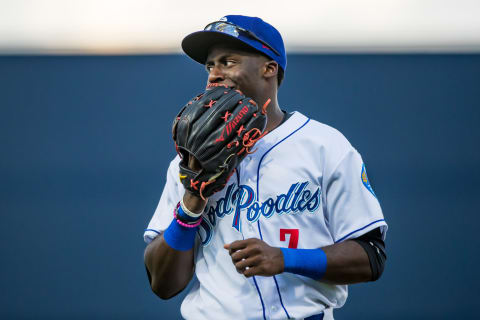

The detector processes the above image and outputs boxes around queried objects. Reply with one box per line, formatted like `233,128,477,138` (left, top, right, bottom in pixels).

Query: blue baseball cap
182,15,287,72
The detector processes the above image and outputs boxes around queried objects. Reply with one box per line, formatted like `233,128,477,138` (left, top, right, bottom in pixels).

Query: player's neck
264,97,285,133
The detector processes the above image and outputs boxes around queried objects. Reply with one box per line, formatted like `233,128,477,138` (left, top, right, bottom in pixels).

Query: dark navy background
1,54,479,319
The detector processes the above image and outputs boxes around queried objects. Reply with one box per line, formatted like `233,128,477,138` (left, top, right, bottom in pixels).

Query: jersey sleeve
143,156,183,244
323,148,387,243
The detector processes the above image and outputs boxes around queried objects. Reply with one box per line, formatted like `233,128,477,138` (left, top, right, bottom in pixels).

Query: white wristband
180,198,204,218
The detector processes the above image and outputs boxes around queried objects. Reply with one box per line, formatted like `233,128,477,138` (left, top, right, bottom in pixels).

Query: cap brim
181,30,257,65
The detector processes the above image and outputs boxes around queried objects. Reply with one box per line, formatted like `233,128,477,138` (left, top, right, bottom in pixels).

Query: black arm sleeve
352,227,387,281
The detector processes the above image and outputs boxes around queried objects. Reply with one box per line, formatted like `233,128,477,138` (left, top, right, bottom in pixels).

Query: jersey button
271,305,277,312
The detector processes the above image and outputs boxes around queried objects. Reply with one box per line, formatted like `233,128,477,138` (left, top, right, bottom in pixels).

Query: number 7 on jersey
280,228,299,248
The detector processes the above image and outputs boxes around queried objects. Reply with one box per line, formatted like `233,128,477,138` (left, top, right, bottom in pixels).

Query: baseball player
144,15,387,320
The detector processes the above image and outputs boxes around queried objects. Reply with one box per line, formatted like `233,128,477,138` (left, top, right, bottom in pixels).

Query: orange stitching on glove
204,100,217,108
227,140,240,149
222,111,231,122
237,125,245,137
261,98,271,115
193,93,204,101
237,128,269,155
207,83,229,89
199,179,215,201
190,179,199,190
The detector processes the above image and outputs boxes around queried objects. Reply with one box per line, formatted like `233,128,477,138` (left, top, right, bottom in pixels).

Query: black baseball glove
172,83,269,200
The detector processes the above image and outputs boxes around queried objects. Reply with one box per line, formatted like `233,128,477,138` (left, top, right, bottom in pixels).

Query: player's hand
224,238,284,278
187,154,202,172
182,155,208,212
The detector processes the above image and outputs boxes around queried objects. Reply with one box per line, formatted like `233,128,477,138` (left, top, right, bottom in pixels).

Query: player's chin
234,86,251,97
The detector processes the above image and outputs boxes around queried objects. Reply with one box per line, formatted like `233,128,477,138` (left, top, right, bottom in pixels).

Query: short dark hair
277,67,284,87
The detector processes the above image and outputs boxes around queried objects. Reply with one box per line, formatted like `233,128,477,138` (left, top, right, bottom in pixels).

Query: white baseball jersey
144,111,387,320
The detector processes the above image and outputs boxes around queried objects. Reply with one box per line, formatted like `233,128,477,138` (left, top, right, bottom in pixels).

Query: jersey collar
252,111,309,152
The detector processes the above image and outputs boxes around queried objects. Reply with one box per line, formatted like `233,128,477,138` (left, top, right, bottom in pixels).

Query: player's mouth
207,82,236,90
221,81,236,90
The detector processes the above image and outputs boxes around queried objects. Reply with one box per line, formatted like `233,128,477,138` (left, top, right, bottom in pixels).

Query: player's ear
262,60,278,80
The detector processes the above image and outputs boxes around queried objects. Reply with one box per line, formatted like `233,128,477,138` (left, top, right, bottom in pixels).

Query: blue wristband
163,218,198,251
281,248,328,280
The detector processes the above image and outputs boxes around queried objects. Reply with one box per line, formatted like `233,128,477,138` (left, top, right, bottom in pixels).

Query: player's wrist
163,218,198,251
183,191,207,213
176,200,202,224
163,203,203,251
281,248,327,280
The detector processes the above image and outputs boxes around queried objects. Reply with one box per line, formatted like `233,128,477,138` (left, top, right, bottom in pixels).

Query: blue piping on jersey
273,275,291,318
334,219,385,243
144,228,161,235
252,276,267,320
255,221,290,319
255,117,311,319
237,168,267,320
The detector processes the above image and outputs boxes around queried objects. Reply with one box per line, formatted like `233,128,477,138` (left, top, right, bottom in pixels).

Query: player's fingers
230,248,251,262
243,265,263,278
227,240,248,254
235,256,261,272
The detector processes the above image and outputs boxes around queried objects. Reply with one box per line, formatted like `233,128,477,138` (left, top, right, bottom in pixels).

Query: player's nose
207,65,225,84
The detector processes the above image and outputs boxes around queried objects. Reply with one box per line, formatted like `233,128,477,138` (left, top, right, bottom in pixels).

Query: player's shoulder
169,154,181,167
306,116,350,144
289,111,353,151
166,154,182,177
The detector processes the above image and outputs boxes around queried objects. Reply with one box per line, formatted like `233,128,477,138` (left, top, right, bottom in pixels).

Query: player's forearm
144,193,206,299
321,240,372,284
144,234,195,299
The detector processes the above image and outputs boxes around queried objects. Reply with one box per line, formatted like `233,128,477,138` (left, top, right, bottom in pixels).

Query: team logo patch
361,163,376,198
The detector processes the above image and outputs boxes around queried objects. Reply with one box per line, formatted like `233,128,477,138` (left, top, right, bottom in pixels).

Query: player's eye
205,64,213,73
225,60,236,67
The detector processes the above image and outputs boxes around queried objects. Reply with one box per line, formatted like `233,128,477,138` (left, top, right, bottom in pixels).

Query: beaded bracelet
174,203,203,228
